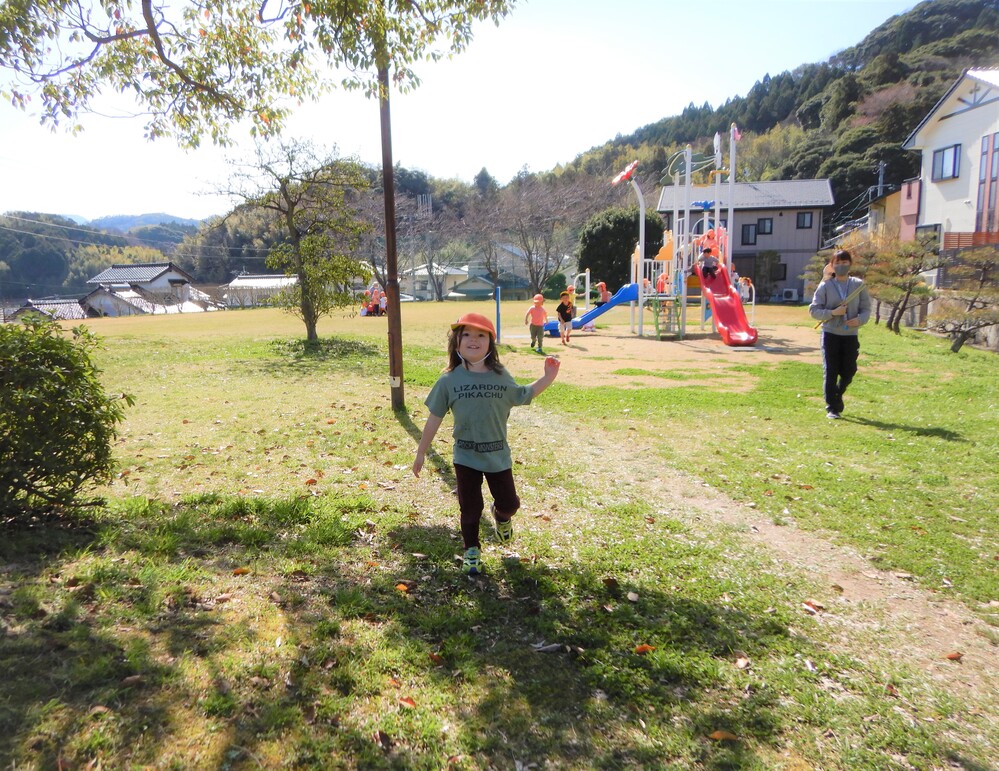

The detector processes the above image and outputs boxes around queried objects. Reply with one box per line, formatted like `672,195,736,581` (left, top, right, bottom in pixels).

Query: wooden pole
378,64,405,410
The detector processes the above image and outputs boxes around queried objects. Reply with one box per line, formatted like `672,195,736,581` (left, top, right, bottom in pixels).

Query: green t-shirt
425,365,535,473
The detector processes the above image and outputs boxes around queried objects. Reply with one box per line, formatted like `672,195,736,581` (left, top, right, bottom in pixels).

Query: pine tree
929,246,999,352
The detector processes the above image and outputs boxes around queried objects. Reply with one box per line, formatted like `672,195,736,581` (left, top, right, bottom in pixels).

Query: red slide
694,264,758,346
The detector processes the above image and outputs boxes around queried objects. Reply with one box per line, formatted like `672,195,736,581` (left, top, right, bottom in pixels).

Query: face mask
834,264,850,277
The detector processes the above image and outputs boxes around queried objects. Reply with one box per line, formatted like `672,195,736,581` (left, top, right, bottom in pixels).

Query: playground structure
544,128,758,346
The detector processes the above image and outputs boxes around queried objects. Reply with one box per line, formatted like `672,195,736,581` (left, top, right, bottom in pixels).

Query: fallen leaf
633,644,656,655
373,729,393,750
399,696,416,708
305,478,318,486
388,678,401,687
708,730,738,741
734,652,751,670
232,567,251,576
802,599,824,614
429,652,444,665
395,583,410,593
627,591,640,602
120,675,144,687
645,516,655,524
602,577,619,590
532,642,562,653
945,651,963,661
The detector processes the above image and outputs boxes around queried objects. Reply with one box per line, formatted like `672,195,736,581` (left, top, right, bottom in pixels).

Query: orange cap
451,312,496,339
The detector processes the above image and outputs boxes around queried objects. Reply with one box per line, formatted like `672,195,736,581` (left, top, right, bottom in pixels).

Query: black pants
454,464,520,548
821,332,859,413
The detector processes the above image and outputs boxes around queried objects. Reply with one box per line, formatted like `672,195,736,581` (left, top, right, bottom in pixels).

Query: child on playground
556,290,574,345
524,293,548,353
697,247,720,279
594,281,612,307
412,313,561,575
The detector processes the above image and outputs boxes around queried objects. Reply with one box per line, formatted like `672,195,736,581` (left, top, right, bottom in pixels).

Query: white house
901,67,999,250
223,274,298,308
84,262,222,316
400,263,467,301
898,67,999,349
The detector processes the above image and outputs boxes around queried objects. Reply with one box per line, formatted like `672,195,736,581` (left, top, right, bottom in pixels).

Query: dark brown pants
453,464,520,548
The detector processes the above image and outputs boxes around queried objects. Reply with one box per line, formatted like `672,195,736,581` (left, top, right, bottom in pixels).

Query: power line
0,214,276,256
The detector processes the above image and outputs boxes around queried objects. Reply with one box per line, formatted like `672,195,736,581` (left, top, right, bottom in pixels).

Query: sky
0,0,919,222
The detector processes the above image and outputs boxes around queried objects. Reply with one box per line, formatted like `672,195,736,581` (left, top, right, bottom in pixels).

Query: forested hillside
564,0,999,224
0,213,195,298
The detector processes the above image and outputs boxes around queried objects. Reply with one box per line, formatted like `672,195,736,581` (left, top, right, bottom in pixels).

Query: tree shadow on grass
0,514,173,766
373,521,789,767
3,495,987,769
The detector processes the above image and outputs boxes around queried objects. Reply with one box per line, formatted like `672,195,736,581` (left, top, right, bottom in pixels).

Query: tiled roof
87,262,193,285
13,299,89,321
227,274,298,288
657,179,834,211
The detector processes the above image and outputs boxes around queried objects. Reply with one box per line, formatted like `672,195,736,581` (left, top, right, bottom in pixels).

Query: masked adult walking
808,249,871,419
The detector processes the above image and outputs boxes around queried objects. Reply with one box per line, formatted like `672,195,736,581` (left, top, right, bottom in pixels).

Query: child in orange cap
413,312,561,575
524,293,549,353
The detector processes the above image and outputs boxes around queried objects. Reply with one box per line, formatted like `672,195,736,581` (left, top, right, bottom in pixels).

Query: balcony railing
942,231,999,249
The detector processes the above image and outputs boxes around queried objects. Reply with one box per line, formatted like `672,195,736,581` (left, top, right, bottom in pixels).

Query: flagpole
728,124,738,267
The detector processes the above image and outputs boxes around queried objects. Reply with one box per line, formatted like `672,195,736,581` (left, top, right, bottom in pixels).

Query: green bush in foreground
0,315,133,518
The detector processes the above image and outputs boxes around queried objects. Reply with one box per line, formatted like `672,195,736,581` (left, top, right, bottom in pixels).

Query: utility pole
378,63,405,410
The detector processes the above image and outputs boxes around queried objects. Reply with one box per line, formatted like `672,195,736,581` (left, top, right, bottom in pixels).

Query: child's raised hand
544,355,561,378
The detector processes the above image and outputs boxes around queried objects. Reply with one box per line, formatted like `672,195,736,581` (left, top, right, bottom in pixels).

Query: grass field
1,302,996,769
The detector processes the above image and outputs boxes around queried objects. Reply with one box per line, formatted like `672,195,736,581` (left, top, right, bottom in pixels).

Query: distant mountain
89,213,202,231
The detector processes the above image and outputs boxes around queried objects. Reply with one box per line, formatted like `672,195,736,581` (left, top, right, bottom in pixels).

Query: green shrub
0,316,133,517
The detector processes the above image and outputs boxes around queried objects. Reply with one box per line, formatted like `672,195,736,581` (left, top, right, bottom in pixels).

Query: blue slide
544,283,639,336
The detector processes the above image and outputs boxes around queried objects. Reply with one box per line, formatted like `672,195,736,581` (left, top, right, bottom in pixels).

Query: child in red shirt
524,294,549,353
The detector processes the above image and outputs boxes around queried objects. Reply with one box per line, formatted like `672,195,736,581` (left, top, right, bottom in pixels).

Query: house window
931,144,960,181
772,263,787,281
796,212,813,229
757,218,773,235
741,223,757,245
915,224,940,248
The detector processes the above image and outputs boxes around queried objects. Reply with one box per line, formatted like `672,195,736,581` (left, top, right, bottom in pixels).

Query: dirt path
503,324,998,708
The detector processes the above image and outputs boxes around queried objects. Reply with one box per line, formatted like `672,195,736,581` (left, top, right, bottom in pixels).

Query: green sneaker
462,547,482,575
492,504,514,545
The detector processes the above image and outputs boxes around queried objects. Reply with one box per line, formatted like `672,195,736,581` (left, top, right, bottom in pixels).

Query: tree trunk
885,304,898,332
890,289,914,334
950,330,971,353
